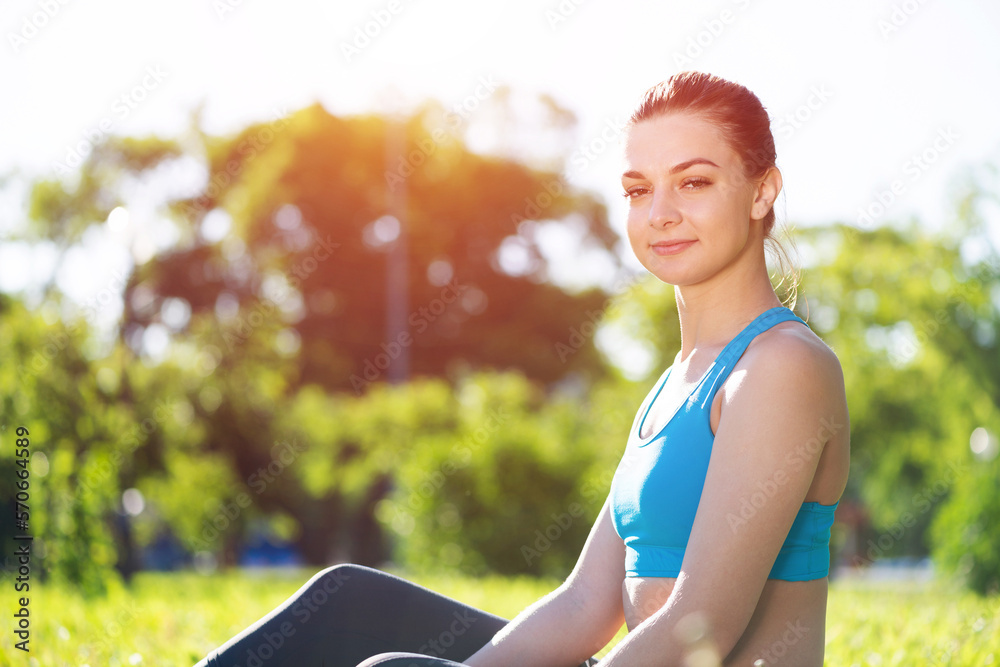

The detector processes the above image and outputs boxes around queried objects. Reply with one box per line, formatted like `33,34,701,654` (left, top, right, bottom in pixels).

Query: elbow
674,610,749,664
662,576,755,660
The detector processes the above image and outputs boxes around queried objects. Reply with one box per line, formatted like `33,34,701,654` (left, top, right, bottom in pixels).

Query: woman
196,71,849,667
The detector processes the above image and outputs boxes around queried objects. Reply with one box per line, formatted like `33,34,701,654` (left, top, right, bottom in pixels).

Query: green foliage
599,273,680,382
7,98,630,581
271,369,646,578
931,450,1000,596
282,378,457,503
0,297,120,595
796,223,1000,583
300,374,612,574
137,450,242,553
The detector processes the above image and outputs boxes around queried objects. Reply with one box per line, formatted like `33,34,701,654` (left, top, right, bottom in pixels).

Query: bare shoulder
718,318,848,450
737,319,845,400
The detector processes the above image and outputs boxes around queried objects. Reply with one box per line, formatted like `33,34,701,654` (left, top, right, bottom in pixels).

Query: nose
647,189,681,228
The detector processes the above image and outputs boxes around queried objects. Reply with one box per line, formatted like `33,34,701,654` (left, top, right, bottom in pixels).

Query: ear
750,167,782,222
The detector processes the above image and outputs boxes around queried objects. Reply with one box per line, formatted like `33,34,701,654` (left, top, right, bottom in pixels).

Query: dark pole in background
385,119,409,384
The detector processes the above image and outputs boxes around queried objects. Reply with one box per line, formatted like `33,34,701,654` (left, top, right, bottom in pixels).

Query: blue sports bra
610,307,838,581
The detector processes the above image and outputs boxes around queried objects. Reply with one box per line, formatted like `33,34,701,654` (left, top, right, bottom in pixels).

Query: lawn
1,568,997,666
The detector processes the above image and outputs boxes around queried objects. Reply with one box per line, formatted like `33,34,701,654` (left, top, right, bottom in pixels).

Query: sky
1,0,999,342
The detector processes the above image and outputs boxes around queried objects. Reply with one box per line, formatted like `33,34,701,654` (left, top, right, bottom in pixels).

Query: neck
673,241,783,361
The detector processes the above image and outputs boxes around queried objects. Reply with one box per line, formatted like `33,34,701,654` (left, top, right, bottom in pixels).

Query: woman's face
622,112,769,288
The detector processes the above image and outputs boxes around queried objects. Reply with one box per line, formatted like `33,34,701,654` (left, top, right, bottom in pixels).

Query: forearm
465,584,616,667
598,579,745,666
597,615,684,667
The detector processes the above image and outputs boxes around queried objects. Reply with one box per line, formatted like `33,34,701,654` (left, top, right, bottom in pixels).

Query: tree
109,102,621,392
12,94,626,576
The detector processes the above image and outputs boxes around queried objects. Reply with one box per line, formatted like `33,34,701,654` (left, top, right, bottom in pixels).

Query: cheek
625,213,648,251
688,191,730,218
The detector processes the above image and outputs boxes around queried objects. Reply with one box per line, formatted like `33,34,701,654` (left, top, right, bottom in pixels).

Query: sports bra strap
697,307,807,410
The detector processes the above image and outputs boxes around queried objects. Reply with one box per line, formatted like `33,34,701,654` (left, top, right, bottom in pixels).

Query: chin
639,258,693,286
644,268,686,286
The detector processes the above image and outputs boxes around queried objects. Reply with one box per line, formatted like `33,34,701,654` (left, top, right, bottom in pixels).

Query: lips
651,240,696,256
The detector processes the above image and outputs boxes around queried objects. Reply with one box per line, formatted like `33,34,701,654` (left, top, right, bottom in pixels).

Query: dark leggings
194,564,598,667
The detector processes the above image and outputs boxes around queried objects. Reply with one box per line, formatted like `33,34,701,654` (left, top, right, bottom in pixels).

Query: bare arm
465,498,627,667
598,334,847,665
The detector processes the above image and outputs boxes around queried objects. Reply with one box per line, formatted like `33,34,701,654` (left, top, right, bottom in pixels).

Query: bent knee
287,564,372,619
309,562,373,593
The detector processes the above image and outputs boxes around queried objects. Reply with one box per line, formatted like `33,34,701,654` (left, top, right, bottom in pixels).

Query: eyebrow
622,158,720,180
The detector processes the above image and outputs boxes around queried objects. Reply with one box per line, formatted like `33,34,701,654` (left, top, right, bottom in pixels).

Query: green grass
1,569,997,666
824,578,1000,666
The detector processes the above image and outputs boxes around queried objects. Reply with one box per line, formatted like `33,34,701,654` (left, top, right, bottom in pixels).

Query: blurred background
1,0,1000,656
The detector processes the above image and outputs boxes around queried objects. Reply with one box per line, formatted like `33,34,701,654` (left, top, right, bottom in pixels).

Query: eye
622,186,650,200
681,177,711,190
